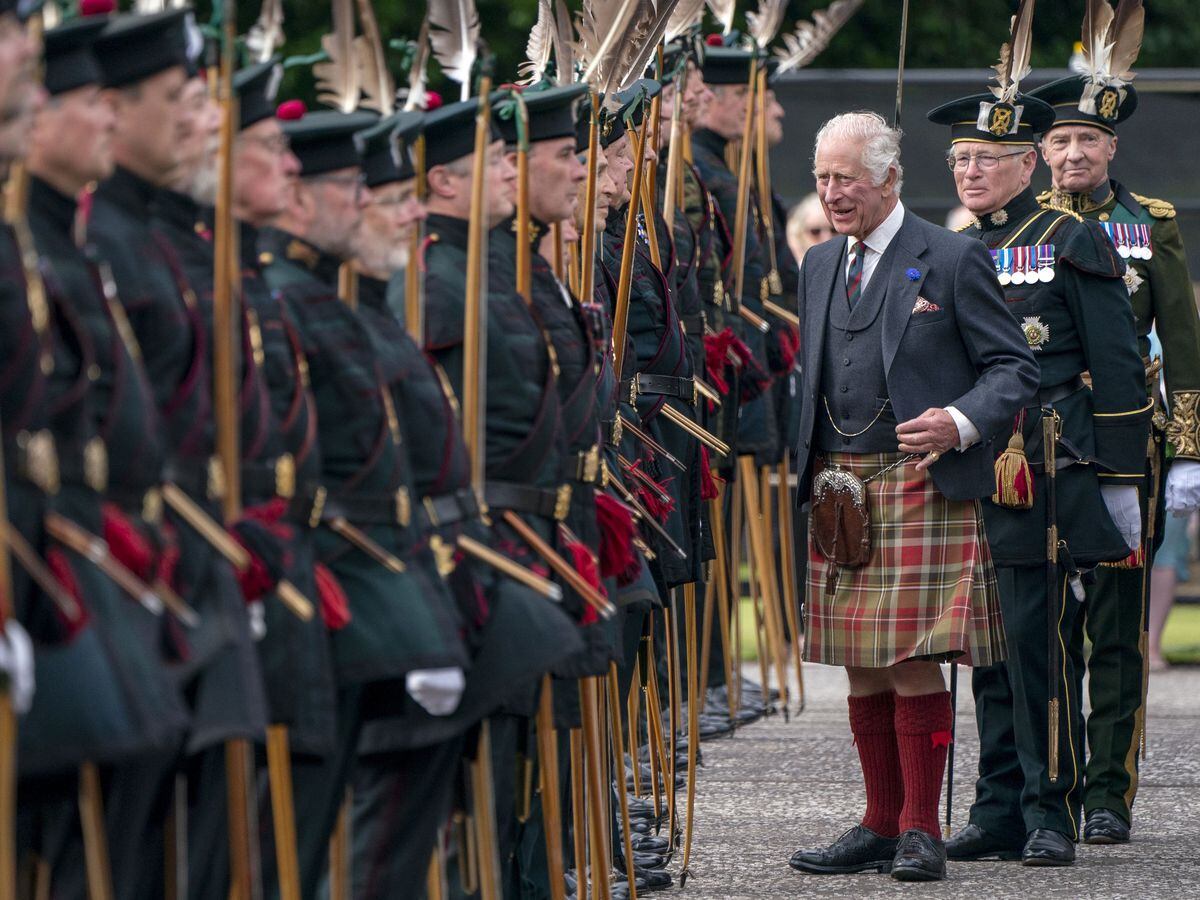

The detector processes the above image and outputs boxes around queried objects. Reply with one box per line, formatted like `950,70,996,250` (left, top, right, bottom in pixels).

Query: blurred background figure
785,191,834,262
1149,512,1194,671
944,204,975,231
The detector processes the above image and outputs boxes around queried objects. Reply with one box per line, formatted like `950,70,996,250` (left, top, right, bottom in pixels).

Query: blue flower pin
905,267,921,282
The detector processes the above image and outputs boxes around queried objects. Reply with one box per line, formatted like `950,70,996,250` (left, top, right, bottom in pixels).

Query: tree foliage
190,1,1200,106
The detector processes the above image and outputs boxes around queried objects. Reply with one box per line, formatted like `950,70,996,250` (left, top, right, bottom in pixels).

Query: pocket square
912,297,942,315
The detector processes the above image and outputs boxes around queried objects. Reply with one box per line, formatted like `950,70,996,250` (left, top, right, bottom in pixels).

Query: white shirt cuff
945,406,980,451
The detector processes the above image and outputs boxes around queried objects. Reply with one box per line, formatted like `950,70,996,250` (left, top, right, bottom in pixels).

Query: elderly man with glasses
930,79,1151,868
787,110,1038,883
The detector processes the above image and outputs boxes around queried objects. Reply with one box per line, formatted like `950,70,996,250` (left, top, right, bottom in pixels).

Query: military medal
1036,244,1055,282
1132,224,1153,259
1010,246,1027,285
990,248,1012,286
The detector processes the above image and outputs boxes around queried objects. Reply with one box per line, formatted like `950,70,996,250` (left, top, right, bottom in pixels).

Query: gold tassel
993,429,1035,509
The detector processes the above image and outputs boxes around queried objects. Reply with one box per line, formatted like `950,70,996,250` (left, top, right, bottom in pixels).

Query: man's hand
897,407,961,472
1165,460,1200,517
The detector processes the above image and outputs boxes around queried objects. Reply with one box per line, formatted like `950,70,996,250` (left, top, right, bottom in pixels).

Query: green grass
1162,603,1200,665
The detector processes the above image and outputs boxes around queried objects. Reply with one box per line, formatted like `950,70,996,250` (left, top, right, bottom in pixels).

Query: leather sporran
810,463,871,568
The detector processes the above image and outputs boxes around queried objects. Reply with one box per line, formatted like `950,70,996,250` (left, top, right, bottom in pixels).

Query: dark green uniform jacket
258,227,467,694
88,165,267,752
973,188,1151,567
154,196,337,757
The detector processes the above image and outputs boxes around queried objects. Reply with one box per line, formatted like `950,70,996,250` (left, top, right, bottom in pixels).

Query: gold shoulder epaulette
1131,192,1176,219
1035,189,1052,204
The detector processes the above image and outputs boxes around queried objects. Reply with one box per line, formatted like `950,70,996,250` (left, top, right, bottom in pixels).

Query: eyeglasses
240,133,291,155
946,150,1026,172
310,172,366,194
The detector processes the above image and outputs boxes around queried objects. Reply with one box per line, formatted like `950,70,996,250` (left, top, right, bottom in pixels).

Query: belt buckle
17,429,59,495
142,487,163,525
308,485,327,528
84,437,108,493
692,379,699,406
395,486,412,527
429,534,457,578
423,495,441,527
274,453,296,499
581,445,600,484
611,417,623,446
553,484,573,521
629,374,640,405
206,457,226,501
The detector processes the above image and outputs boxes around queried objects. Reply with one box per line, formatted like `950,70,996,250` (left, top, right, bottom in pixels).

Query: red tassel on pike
563,539,604,626
46,546,90,641
595,492,639,585
700,446,723,501
314,562,351,631
102,502,155,581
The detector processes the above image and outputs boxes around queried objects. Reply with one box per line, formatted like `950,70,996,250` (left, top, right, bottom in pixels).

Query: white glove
1165,460,1200,517
0,619,35,715
1101,484,1142,553
247,600,267,642
405,667,465,717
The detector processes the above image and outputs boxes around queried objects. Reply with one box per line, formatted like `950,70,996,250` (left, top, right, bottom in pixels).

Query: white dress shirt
847,200,979,451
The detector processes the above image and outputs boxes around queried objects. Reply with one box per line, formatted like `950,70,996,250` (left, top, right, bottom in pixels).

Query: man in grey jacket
788,112,1038,882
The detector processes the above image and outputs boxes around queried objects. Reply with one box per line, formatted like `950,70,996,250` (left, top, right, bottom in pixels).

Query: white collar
852,200,905,256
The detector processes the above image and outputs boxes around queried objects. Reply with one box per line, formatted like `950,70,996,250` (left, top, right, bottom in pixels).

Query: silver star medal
1022,316,1050,351
1123,266,1145,296
989,209,1009,227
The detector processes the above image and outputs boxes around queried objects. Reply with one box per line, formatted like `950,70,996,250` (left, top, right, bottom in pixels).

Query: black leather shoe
788,825,897,875
1083,809,1130,845
945,823,1023,861
890,830,947,882
1021,828,1075,866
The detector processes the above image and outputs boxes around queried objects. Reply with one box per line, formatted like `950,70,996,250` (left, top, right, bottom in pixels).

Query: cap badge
1097,87,1120,122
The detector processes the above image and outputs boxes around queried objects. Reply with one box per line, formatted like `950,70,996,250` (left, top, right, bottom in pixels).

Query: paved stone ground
669,662,1200,898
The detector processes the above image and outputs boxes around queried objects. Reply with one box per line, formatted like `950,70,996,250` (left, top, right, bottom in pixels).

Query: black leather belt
320,486,413,527
419,488,481,528
621,374,696,405
681,311,706,336
566,445,602,485
484,481,572,522
1028,375,1086,408
240,454,296,503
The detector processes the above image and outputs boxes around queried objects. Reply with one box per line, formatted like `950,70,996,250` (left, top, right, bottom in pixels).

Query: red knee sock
894,691,954,838
848,691,902,838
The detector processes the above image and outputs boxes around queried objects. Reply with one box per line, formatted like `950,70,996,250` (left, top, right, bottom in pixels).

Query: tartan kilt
803,452,1006,669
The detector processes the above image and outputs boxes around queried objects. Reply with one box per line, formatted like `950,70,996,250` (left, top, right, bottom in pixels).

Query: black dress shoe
1083,808,1130,845
945,823,1023,861
788,825,897,875
891,830,947,882
1021,828,1075,866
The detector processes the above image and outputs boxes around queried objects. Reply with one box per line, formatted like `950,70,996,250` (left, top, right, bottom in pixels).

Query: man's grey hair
813,111,904,194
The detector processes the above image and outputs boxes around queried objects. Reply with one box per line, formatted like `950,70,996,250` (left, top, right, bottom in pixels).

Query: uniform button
843,358,850,366
840,385,848,393
846,333,854,341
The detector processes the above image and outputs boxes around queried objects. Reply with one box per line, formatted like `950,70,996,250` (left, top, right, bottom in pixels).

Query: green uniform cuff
1094,401,1153,480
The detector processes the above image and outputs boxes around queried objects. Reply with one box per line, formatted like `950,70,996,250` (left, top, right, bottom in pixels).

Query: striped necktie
847,240,864,306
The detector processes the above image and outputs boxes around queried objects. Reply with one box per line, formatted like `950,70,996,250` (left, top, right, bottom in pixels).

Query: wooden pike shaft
679,584,700,883
337,263,358,310
730,56,759,305
569,730,587,900
213,0,241,524
642,628,665,822
708,492,736,721
0,692,14,899
266,725,301,900
754,67,781,287
405,135,427,343
79,762,115,900
224,738,255,900
698,563,717,703
759,465,790,712
627,657,643,798
742,457,788,709
661,65,687,230
501,511,613,617
328,790,351,900
456,534,562,601
425,846,445,900
777,460,805,709
551,222,565,282
762,299,800,326
463,79,494,493
606,665,638,900
579,93,600,306
658,403,731,456
470,722,503,900
578,679,611,900
536,677,567,900
728,476,745,714
638,171,663,271
663,603,680,839
516,140,532,302
612,117,651,380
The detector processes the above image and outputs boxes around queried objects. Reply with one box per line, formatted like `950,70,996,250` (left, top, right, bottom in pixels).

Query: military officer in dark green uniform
1027,68,1200,846
22,17,195,895
929,86,1151,866
89,10,270,897
259,105,469,897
